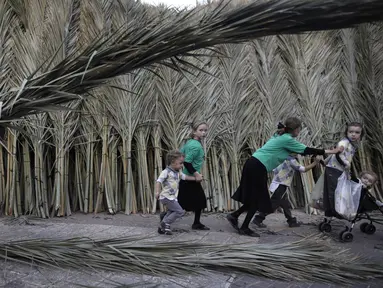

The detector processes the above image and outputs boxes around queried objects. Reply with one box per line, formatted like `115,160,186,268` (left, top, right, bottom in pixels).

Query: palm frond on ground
0,235,382,285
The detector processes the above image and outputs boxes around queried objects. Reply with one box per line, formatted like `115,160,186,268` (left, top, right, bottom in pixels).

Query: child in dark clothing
253,155,321,228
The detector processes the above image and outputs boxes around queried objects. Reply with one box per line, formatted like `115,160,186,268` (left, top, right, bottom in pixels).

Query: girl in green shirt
227,117,342,237
178,121,210,230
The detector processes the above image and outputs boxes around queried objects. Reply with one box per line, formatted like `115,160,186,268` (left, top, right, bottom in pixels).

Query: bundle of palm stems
2,0,383,123
1,0,383,218
0,236,382,285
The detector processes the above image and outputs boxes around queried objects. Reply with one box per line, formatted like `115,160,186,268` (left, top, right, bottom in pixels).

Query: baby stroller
311,171,383,242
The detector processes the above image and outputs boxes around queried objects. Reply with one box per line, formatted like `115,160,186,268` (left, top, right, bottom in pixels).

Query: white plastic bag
310,174,325,210
334,172,363,220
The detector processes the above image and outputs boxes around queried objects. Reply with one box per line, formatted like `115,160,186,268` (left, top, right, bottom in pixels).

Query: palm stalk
32,129,49,218
4,129,18,216
0,236,382,285
219,148,231,211
80,111,97,214
75,145,85,212
94,114,115,214
50,103,80,217
110,134,120,212
21,138,33,213
151,124,164,214
23,114,51,218
135,126,152,214
101,71,153,214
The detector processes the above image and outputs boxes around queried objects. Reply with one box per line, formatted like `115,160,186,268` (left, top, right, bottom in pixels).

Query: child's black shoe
287,217,301,228
252,217,267,228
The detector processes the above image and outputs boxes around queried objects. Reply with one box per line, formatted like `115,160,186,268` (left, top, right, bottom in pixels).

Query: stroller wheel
319,222,332,233
341,231,353,242
360,222,369,233
364,224,376,235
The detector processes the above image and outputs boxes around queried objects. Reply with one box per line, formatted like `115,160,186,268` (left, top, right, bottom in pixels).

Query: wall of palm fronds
0,0,382,217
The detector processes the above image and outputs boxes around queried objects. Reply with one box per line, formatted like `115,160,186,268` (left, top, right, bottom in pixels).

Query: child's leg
231,204,248,218
323,167,342,217
276,186,292,221
227,204,248,231
239,208,260,237
253,185,285,227
278,187,301,227
271,185,287,211
162,199,185,225
376,200,383,212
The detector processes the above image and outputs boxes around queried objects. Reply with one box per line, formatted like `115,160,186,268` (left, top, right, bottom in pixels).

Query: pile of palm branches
0,236,382,285
0,0,383,217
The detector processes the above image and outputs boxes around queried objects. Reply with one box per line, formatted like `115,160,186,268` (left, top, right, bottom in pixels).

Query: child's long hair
345,122,364,139
189,121,208,139
276,117,302,135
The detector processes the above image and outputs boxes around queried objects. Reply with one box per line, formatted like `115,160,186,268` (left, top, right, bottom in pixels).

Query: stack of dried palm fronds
1,0,383,217
0,236,382,285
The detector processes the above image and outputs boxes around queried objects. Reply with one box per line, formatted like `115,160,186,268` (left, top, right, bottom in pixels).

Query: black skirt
231,157,273,214
178,180,207,211
323,166,343,218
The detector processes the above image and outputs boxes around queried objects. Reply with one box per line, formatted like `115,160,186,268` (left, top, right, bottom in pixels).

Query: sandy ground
0,209,382,288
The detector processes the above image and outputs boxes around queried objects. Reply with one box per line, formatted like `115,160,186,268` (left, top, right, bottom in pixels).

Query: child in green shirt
227,117,342,237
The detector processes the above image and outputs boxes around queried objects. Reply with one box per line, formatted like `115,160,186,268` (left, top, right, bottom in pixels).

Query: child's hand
195,173,203,182
329,146,344,154
337,146,345,153
155,192,160,199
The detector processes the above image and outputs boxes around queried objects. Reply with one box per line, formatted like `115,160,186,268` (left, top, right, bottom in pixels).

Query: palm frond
0,236,382,285
0,0,14,93
2,0,383,122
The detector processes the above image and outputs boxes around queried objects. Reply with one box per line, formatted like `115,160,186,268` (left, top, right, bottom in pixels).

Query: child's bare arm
302,156,320,172
336,141,350,168
155,182,162,199
184,175,197,181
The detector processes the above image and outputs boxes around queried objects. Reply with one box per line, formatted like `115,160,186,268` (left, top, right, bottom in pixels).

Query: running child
156,150,201,235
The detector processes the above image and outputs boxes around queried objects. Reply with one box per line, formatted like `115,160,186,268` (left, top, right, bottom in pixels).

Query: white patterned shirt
326,138,356,172
157,167,186,201
269,156,305,192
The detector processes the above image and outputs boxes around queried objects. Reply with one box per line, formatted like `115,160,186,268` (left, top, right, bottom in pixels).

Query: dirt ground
0,209,382,288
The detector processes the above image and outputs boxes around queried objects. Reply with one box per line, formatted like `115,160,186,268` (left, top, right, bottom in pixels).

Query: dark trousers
255,184,293,222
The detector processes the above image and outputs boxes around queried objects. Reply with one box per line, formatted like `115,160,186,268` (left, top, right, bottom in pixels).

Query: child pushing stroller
252,154,321,228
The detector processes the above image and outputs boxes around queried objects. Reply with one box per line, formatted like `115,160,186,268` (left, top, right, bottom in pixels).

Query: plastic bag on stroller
310,174,325,210
334,172,363,220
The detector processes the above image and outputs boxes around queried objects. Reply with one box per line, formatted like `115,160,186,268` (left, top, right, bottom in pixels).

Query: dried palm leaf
0,236,382,285
0,215,47,226
2,0,383,123
155,65,203,150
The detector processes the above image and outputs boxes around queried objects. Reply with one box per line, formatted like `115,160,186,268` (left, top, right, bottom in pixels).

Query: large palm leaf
0,236,383,285
2,0,383,122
